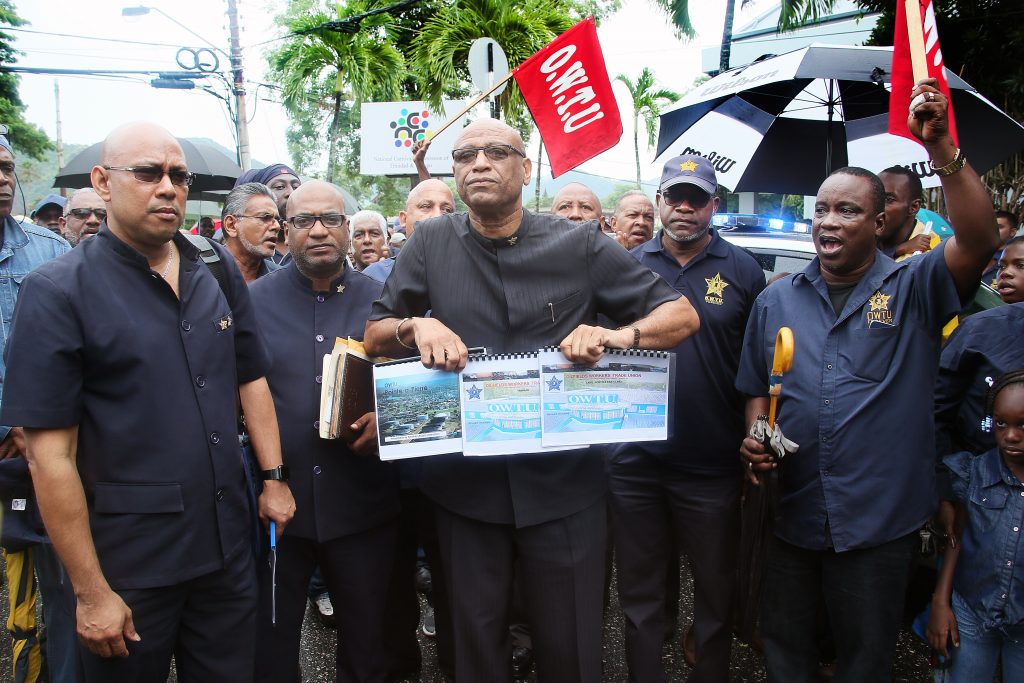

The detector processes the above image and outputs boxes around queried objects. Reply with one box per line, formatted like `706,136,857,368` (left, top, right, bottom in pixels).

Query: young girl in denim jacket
928,370,1024,681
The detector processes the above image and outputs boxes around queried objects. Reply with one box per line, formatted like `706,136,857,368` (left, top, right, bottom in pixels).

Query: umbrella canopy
656,44,1024,195
53,138,243,193
184,180,362,215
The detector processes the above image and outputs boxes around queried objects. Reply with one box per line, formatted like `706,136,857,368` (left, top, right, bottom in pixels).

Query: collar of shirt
0,215,29,253
638,227,729,268
285,259,352,295
458,210,537,250
976,448,1024,489
95,224,204,274
794,249,908,324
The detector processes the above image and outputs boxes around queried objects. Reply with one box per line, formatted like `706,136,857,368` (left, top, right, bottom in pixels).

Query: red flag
889,0,958,146
513,18,622,177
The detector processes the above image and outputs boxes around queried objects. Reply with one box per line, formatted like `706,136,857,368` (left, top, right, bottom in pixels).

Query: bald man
365,118,699,683
362,178,455,283
1,122,294,682
551,182,602,223
59,187,106,246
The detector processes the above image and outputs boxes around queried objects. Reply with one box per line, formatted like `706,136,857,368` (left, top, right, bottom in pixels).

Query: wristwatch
261,465,290,482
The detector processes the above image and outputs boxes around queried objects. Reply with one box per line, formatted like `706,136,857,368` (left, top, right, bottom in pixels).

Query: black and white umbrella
656,44,1024,196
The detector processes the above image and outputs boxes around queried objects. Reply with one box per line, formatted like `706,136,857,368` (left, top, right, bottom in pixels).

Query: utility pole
226,0,251,171
54,80,66,197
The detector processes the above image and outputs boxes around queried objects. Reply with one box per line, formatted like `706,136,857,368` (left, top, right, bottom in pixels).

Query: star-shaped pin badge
507,236,518,246
336,284,346,294
466,385,483,400
868,291,890,311
545,376,563,391
705,273,729,298
680,160,699,172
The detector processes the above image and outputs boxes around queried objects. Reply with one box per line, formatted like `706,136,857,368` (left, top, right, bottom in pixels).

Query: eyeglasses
67,208,107,220
451,144,527,165
236,213,283,227
287,214,348,231
103,165,195,187
660,185,713,209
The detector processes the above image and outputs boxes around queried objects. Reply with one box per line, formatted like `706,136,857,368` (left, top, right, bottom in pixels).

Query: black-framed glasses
236,213,283,227
287,213,347,231
67,208,107,220
103,165,195,187
451,144,527,165
660,185,713,209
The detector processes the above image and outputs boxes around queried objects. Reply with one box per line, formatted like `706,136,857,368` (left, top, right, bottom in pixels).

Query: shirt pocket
545,290,583,325
849,327,900,382
93,483,184,514
0,272,28,325
968,485,1008,534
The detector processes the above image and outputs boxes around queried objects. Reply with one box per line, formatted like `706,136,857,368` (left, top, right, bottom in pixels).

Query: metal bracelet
928,147,966,177
395,317,416,350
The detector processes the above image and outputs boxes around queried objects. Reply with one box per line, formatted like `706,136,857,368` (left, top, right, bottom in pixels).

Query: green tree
269,0,404,183
615,68,680,188
0,1,50,160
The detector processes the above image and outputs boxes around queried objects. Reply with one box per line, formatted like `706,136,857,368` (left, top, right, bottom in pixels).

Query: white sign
468,38,509,97
359,100,469,176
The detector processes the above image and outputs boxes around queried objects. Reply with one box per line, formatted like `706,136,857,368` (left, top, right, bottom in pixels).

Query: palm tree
270,1,404,182
615,68,680,188
411,0,576,134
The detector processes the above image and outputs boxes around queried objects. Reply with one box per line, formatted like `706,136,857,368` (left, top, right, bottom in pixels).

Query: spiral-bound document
373,359,464,460
459,353,545,456
539,348,671,447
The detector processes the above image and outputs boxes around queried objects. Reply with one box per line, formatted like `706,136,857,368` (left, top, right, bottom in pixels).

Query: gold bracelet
395,317,416,350
928,147,966,177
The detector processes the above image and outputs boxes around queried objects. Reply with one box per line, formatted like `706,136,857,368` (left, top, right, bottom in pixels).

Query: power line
3,26,205,50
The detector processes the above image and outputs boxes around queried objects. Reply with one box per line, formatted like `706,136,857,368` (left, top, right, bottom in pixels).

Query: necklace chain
159,242,175,279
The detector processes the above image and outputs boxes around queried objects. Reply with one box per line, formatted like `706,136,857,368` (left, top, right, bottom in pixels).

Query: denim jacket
945,448,1024,631
0,216,70,442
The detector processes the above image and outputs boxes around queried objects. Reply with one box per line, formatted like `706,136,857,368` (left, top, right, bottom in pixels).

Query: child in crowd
928,370,1024,681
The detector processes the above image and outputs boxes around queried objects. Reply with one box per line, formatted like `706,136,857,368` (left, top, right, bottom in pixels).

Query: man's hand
613,231,630,249
559,324,632,365
895,234,933,257
907,79,951,147
739,436,775,486
936,500,957,549
411,318,468,372
0,427,26,460
76,587,139,658
926,599,959,658
258,480,295,539
346,412,378,456
412,139,431,181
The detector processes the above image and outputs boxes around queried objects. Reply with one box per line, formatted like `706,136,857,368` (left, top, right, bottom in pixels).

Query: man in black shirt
364,118,699,683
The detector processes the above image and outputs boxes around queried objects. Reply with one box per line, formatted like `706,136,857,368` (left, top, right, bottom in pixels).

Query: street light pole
226,0,251,171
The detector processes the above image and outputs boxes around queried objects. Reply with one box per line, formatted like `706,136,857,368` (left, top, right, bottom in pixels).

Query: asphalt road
0,554,936,682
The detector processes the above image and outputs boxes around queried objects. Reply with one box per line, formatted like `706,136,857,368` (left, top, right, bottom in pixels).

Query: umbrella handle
269,521,276,549
768,327,794,428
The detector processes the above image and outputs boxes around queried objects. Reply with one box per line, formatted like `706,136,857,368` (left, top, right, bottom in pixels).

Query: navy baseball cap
30,193,66,218
659,154,717,195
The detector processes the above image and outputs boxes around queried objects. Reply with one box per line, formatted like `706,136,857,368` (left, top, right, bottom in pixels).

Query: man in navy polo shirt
609,155,765,683
735,80,999,681
249,180,399,683
1,122,295,682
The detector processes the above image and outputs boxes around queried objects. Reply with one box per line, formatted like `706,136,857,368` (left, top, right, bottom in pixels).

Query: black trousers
609,454,741,683
435,497,606,683
254,520,397,683
78,544,257,683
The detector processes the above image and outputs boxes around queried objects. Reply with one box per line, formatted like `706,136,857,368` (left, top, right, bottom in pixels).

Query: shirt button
317,295,325,303
1008,561,1013,567
824,399,830,405
315,375,323,384
216,488,224,501
195,375,206,387
181,320,191,331
210,432,220,444
313,465,322,475
822,436,829,441
313,420,320,430
316,334,325,343
1003,594,1008,599
826,364,833,370
1015,527,1020,533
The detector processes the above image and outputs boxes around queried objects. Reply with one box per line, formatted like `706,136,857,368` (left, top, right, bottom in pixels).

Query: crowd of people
0,76,1021,683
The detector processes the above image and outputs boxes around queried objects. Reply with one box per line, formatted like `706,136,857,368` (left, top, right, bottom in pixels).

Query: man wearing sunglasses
249,180,398,683
221,182,282,284
365,118,699,683
59,188,106,246
1,122,295,682
609,155,767,683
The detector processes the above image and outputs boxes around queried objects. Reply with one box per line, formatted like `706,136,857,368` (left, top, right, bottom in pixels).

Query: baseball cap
390,232,407,245
659,154,717,196
31,193,66,218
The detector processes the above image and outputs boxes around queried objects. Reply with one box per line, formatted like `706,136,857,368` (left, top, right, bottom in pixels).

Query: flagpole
903,0,929,83
428,70,518,141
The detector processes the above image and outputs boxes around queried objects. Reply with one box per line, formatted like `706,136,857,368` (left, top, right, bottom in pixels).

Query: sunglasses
451,144,527,165
660,185,713,209
104,165,195,187
67,208,107,220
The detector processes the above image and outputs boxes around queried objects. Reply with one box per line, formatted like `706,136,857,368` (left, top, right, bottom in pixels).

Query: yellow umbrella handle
767,327,794,428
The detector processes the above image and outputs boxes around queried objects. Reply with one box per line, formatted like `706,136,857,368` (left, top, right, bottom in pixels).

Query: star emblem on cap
705,273,729,298
680,160,699,172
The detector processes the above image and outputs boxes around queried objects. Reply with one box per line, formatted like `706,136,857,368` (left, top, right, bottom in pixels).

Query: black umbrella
53,138,243,193
656,44,1024,195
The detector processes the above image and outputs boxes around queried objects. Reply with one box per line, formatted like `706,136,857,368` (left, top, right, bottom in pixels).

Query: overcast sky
13,0,775,185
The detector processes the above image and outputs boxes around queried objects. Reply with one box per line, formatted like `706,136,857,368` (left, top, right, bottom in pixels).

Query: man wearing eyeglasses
221,182,281,284
609,155,766,683
59,188,106,246
248,179,399,683
1,122,295,682
365,118,700,683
